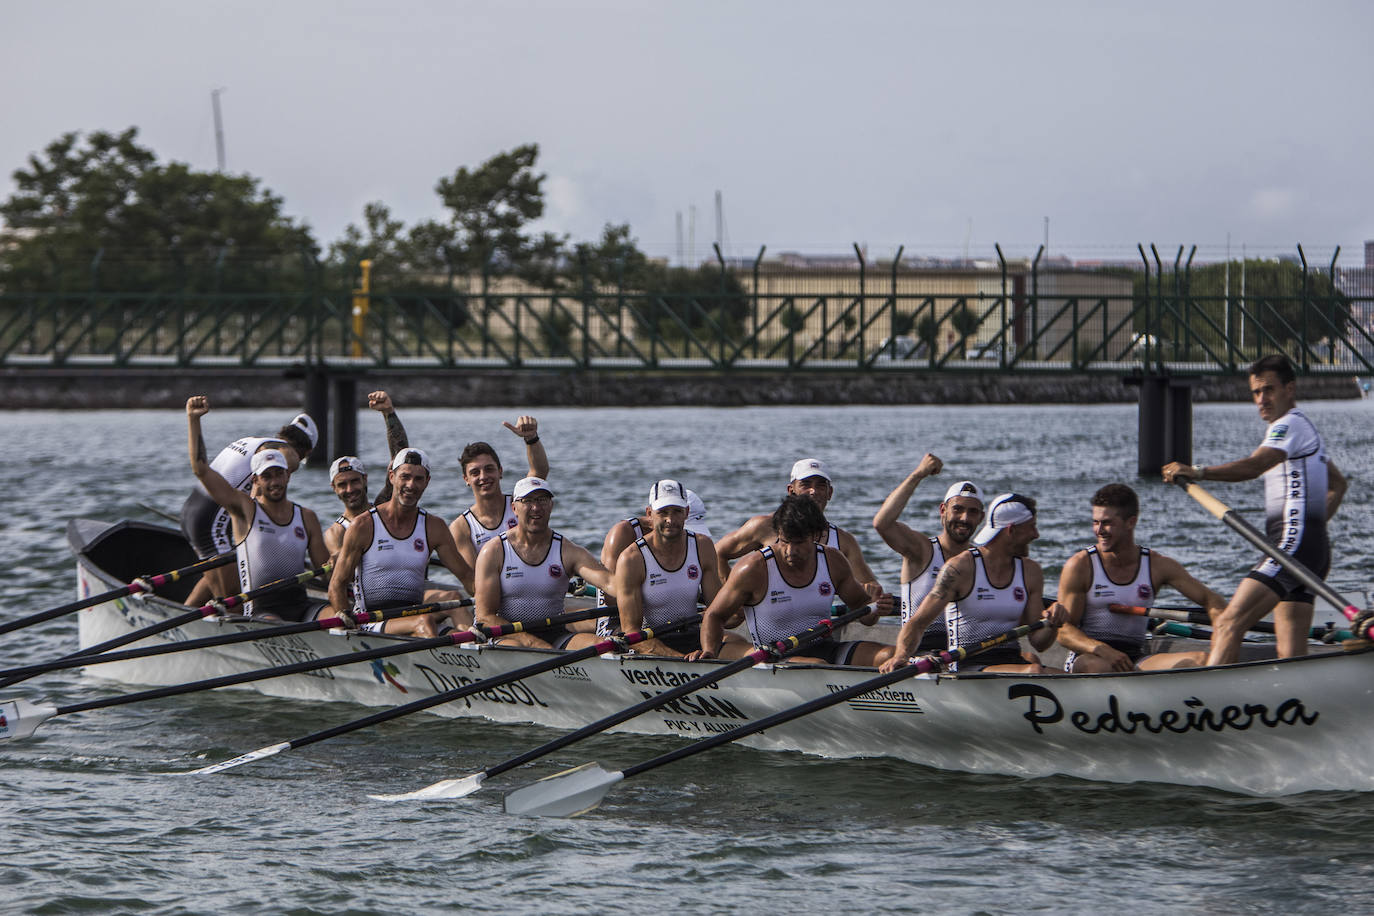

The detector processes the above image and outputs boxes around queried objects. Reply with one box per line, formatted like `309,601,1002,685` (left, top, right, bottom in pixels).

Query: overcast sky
4,1,1372,265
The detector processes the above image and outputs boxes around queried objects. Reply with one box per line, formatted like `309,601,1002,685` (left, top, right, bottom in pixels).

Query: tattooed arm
368,390,409,505
878,553,972,673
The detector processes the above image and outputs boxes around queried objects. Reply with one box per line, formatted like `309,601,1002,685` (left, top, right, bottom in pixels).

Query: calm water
3,399,1374,914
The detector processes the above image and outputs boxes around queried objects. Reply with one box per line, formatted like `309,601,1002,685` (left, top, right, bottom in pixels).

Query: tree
1,127,316,292
949,303,982,357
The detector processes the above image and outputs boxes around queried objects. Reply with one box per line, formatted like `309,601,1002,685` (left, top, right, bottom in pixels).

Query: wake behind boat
23,516,1374,797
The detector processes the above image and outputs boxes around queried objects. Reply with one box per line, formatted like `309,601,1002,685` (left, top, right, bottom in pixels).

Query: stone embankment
0,367,1362,409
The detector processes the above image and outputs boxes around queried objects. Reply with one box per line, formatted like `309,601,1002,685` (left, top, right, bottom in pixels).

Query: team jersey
742,544,837,646
462,495,519,555
945,547,1027,656
497,532,569,624
1258,408,1329,557
235,502,309,617
634,533,704,630
1076,546,1152,646
352,508,430,613
900,537,949,644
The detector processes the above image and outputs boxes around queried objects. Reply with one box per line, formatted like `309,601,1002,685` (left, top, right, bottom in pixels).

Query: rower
871,454,984,652
473,477,613,650
613,479,746,658
185,396,328,621
449,415,550,571
327,449,475,636
714,458,881,595
180,405,317,606
323,390,413,555
689,495,893,665
879,493,1066,674
1055,483,1227,672
1164,354,1348,665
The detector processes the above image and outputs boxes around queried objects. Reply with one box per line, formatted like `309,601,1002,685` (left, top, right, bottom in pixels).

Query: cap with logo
789,457,831,483
942,480,985,506
289,413,319,448
647,479,689,511
971,493,1036,546
390,448,431,474
513,476,554,500
250,449,289,476
329,456,367,482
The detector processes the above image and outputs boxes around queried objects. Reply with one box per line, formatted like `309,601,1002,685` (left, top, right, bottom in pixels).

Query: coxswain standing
185,396,328,621
689,495,892,666
474,477,613,650
871,454,985,653
879,493,1065,674
328,449,475,637
1055,483,1227,672
449,416,550,570
613,480,746,658
1164,354,1348,665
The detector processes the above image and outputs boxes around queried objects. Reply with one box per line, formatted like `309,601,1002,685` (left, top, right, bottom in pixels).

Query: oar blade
369,771,487,802
0,698,59,741
504,762,623,818
169,741,291,776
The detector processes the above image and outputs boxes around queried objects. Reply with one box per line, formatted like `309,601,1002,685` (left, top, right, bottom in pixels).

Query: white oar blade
504,762,623,818
169,742,291,776
0,698,59,741
369,772,487,802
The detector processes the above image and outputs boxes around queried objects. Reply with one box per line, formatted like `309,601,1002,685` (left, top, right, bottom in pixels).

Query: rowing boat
58,517,1374,796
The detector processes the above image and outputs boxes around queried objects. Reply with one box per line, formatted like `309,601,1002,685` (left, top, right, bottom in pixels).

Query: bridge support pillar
305,370,330,469
332,376,359,463
1126,374,1197,477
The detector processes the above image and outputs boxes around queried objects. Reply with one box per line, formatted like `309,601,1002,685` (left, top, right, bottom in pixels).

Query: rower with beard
688,495,893,665
328,449,475,637
612,480,746,658
871,454,984,653
186,396,328,621
879,493,1066,675
1055,483,1226,672
449,416,550,570
715,458,881,600
323,390,413,555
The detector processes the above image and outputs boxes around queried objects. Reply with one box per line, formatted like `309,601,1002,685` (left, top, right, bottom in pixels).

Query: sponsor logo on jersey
687,564,699,580
818,582,832,597
1138,584,1152,600
1269,424,1289,440
294,526,305,539
550,564,563,578
413,538,424,551
1013,586,1025,602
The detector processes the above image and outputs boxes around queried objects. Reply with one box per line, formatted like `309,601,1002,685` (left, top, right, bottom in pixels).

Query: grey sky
4,0,1372,265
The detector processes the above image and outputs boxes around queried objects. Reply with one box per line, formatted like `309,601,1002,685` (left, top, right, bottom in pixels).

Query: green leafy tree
949,303,982,357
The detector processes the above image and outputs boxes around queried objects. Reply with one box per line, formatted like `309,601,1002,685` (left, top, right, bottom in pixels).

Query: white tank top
462,495,519,554
743,545,837,646
236,502,309,615
498,531,569,624
1077,547,1152,645
352,508,430,613
900,537,948,640
946,548,1027,650
824,524,840,549
199,436,287,495
635,533,704,630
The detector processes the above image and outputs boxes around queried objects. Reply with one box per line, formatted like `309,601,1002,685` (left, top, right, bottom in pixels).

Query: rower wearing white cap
474,477,613,650
450,416,551,570
185,396,328,620
714,457,881,594
879,493,1066,675
597,486,710,603
322,390,416,555
690,495,893,665
612,480,744,658
328,449,475,637
871,454,985,653
180,400,319,606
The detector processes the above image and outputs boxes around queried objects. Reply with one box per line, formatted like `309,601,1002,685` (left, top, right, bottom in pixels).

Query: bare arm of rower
694,533,724,607
472,538,546,648
324,521,345,557
504,415,549,479
826,547,891,624
426,513,475,595
327,514,372,622
185,396,254,522
301,507,331,582
871,454,942,564
368,390,407,505
1163,446,1286,484
1327,461,1347,520
448,516,480,571
714,514,770,572
564,541,612,594
1152,553,1228,621
689,552,768,661
1052,550,1132,671
1019,561,1061,653
878,556,972,673
613,545,681,656
835,527,881,594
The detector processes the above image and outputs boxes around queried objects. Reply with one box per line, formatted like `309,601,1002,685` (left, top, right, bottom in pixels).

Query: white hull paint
68,519,1374,796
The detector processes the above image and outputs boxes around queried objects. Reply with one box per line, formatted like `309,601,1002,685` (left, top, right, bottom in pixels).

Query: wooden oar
370,603,878,802
0,598,474,682
0,606,608,744
0,564,333,690
0,551,235,638
173,618,697,776
1110,603,1351,642
1174,480,1372,638
503,620,1046,818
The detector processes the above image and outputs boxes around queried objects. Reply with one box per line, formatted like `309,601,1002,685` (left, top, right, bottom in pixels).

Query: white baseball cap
942,480,985,506
513,476,554,500
250,449,289,476
329,456,367,482
648,479,689,511
971,493,1036,546
289,413,319,448
685,488,712,538
789,457,831,483
390,448,431,474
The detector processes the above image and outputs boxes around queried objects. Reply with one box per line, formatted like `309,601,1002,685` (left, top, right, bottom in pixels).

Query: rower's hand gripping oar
0,605,605,745
173,617,698,776
370,603,880,802
0,551,235,639
503,620,1047,818
1173,480,1373,638
0,563,333,689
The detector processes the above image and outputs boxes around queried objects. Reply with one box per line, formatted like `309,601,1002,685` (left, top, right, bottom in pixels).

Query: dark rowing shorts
916,626,948,653
1245,534,1331,604
1063,638,1146,673
951,645,1028,672
790,638,864,666
181,490,232,559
